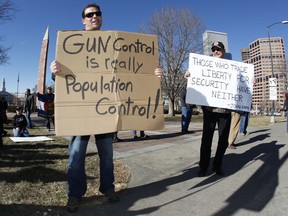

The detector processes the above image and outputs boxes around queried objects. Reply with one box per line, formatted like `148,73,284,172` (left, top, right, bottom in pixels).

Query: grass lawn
0,114,285,215
166,114,286,127
0,123,131,216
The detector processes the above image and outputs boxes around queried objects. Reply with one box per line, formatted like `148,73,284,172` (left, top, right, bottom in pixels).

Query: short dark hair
82,3,101,18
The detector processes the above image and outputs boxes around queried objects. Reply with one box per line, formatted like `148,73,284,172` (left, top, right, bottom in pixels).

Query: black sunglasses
85,11,102,18
212,47,221,52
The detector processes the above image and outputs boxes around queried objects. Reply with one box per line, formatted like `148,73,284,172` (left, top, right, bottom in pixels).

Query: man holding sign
185,41,232,177
186,41,254,176
50,3,162,213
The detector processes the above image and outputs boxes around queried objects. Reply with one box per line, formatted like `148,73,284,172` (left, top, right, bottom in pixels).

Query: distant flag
16,72,19,105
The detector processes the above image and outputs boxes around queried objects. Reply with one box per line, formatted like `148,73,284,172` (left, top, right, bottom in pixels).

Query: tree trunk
168,98,175,116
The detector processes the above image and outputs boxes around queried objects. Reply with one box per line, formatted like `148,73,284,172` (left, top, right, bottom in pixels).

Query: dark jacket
179,88,194,109
24,94,35,112
13,114,27,130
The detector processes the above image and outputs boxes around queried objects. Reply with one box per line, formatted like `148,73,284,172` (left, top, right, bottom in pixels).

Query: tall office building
240,48,250,62
242,37,287,112
203,30,232,59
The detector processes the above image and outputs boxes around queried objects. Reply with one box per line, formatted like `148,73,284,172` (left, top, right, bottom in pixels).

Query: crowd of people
0,86,55,143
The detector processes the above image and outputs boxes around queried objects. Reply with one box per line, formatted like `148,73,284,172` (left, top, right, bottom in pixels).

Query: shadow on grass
0,142,71,183
0,204,65,216
0,166,68,183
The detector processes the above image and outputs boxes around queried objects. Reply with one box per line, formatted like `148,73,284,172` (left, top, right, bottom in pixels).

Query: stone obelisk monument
37,26,49,94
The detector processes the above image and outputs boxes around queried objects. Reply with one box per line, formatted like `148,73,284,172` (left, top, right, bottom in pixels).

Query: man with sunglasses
199,41,232,177
50,4,117,213
185,41,231,177
50,3,163,213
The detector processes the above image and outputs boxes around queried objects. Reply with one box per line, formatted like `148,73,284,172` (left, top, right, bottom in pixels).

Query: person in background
227,111,242,149
23,88,34,129
282,94,288,133
240,111,250,135
112,132,123,142
13,106,29,137
185,41,231,177
179,87,193,134
131,130,149,139
0,100,3,148
240,112,249,135
1,97,7,136
50,3,163,213
37,86,55,131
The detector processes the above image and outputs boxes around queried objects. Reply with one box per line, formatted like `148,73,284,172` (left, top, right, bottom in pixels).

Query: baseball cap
211,41,225,50
16,106,22,111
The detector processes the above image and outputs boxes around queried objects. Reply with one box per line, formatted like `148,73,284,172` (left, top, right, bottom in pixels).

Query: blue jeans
240,112,250,134
181,107,192,132
13,128,29,137
68,134,115,198
46,116,54,130
25,110,32,128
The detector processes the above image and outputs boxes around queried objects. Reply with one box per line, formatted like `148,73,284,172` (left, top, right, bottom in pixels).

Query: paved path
76,119,288,216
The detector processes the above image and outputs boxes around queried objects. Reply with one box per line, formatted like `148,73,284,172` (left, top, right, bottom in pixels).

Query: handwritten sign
186,53,254,112
54,30,164,136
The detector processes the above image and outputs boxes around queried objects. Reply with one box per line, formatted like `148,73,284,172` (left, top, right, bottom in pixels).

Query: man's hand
184,71,190,79
50,60,62,74
154,67,163,77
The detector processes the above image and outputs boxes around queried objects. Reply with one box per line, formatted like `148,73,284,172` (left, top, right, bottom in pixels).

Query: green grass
247,115,286,126
165,114,286,126
0,125,131,216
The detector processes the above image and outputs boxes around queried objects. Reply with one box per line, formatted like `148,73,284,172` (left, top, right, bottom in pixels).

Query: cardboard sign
186,53,254,112
10,136,53,142
54,30,164,136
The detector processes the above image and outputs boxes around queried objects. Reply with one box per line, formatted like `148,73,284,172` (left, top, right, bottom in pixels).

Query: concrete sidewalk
73,120,288,216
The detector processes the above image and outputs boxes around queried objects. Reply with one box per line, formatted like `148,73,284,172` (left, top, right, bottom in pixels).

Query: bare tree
0,0,15,65
141,7,205,116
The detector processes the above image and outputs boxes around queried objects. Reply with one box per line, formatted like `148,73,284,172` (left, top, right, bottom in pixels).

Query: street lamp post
266,20,288,123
